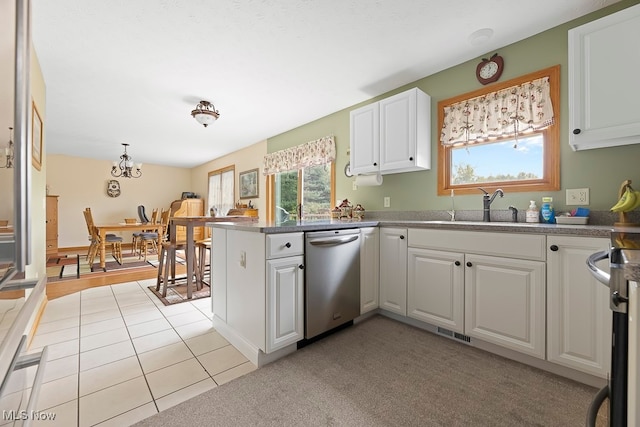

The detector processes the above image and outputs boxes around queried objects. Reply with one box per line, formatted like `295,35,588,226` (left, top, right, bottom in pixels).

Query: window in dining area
207,165,235,217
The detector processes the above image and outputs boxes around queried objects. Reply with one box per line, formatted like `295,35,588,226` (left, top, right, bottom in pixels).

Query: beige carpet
135,315,602,426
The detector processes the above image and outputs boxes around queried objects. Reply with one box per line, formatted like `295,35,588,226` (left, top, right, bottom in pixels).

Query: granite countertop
207,218,614,237
206,219,379,233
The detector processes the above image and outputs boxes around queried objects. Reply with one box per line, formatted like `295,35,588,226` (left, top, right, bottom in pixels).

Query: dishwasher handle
586,250,610,286
308,235,359,246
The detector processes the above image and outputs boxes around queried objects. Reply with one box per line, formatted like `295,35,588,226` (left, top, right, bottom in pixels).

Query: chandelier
111,143,142,178
0,127,14,169
191,100,220,127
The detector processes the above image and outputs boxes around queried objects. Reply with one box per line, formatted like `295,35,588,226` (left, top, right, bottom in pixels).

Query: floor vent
437,327,471,343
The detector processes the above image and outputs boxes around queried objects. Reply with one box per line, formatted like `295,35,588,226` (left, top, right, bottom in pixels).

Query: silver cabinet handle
308,235,359,246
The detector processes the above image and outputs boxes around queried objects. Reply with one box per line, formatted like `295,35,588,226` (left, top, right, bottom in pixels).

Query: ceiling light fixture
468,28,494,46
191,100,220,127
0,127,14,169
111,143,142,178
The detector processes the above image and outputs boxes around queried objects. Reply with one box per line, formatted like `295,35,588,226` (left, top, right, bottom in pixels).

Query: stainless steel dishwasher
304,229,360,339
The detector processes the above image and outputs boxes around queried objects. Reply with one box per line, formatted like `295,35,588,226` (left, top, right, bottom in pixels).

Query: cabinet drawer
408,229,546,261
266,233,304,259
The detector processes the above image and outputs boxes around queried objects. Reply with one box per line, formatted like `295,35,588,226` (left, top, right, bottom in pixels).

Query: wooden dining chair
83,207,116,260
138,208,166,261
83,208,124,266
132,207,158,255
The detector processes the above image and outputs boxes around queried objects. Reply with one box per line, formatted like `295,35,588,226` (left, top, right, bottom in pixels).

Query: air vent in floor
437,327,471,343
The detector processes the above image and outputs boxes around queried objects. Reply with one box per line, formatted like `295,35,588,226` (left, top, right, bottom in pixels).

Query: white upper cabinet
350,103,380,175
568,3,640,150
350,87,431,175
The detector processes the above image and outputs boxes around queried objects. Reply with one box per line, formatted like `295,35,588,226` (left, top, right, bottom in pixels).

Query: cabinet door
350,103,379,175
45,196,58,256
568,3,640,150
464,254,546,359
380,89,415,172
379,88,430,173
547,236,611,378
360,227,379,314
379,228,407,315
407,248,464,333
266,256,304,353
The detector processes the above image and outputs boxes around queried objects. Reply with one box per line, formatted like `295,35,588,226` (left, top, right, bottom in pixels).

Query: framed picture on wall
239,168,259,199
32,101,43,171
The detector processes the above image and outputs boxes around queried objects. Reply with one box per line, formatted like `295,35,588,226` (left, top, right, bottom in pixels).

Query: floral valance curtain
440,76,554,147
263,135,335,176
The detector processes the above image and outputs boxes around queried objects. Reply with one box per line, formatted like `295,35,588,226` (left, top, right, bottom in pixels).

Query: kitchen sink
416,220,531,227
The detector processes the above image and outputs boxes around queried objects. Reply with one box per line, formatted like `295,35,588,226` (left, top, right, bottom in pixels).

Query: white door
568,3,640,150
464,254,546,359
547,236,611,378
407,248,464,333
266,256,304,353
379,89,415,172
379,228,407,315
350,103,380,175
360,227,380,314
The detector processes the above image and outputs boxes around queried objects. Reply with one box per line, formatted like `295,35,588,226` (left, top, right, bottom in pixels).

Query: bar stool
156,241,201,297
195,238,211,288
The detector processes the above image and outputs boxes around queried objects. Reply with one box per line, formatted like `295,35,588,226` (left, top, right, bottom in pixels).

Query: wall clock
107,179,121,197
476,53,504,85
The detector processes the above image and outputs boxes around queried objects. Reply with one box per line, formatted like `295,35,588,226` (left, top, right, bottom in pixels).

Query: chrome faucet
478,188,504,222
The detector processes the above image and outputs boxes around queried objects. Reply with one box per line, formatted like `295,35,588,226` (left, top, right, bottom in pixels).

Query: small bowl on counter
555,216,589,225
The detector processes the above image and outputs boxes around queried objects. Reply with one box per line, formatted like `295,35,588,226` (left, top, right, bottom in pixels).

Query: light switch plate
566,188,589,205
384,197,390,208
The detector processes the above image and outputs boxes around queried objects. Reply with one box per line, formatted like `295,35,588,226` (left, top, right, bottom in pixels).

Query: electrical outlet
384,197,390,208
352,181,358,190
566,188,589,205
240,251,246,268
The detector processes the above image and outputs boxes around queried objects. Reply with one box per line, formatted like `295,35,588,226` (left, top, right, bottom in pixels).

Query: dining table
169,215,258,299
94,222,163,271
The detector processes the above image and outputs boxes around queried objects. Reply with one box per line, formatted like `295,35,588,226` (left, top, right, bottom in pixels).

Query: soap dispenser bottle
540,197,555,224
526,201,539,223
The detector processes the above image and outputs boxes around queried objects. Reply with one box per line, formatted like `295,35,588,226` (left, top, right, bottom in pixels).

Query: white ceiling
29,0,620,168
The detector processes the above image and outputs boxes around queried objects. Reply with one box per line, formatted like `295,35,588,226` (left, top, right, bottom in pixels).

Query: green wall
267,0,640,213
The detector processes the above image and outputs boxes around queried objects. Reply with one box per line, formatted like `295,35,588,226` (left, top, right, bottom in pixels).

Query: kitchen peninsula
209,220,377,367
210,218,615,389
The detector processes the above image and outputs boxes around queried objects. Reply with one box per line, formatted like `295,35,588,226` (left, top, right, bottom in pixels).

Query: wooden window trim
207,164,235,212
437,65,560,196
266,162,336,222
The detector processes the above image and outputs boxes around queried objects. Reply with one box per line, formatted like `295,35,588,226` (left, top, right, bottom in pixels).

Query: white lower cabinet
211,228,304,359
379,227,407,315
407,229,547,359
360,227,380,314
464,254,546,359
407,248,464,333
546,236,611,378
266,256,304,353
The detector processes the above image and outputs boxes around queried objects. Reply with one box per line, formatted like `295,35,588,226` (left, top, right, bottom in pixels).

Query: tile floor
3,278,256,427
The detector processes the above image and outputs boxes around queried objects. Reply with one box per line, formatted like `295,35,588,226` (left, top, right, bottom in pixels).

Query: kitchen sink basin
416,220,528,227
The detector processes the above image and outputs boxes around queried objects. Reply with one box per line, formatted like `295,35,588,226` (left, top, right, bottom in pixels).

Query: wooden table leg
100,229,107,272
170,221,177,284
186,224,194,299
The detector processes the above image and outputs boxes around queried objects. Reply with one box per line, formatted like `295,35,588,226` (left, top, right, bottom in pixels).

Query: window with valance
264,136,336,223
263,136,336,176
437,65,560,195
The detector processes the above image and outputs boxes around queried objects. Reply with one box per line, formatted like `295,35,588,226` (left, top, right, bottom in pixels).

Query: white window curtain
208,169,235,216
441,76,554,147
263,135,335,176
